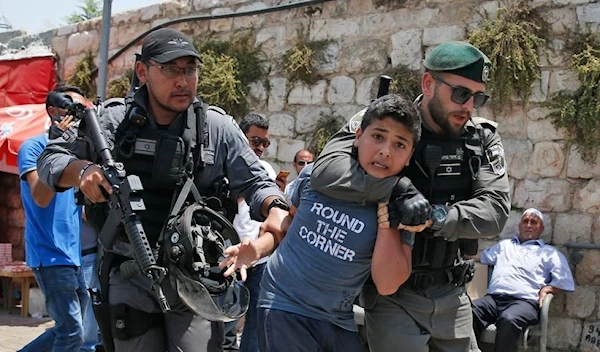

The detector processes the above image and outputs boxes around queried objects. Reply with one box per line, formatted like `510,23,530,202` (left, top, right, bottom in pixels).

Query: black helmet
163,200,249,322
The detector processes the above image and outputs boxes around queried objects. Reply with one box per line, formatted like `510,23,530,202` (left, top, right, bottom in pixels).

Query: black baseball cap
140,28,201,63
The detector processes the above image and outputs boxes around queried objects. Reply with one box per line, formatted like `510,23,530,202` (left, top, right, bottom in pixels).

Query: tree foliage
65,0,102,25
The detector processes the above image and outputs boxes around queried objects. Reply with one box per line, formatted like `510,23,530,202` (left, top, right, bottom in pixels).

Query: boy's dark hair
239,113,269,134
45,85,86,110
360,94,421,143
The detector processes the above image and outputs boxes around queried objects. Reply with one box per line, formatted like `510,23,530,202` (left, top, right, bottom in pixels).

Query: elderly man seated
470,208,575,352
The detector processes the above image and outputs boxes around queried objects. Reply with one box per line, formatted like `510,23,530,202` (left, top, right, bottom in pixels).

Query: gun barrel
377,75,392,98
84,108,113,164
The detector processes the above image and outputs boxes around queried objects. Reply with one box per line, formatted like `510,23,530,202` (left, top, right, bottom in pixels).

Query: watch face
432,207,447,222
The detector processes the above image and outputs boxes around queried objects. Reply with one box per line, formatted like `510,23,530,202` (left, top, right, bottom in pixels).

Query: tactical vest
110,101,208,246
403,122,486,270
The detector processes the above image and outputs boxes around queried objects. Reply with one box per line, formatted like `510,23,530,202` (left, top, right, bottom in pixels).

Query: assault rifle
57,95,171,314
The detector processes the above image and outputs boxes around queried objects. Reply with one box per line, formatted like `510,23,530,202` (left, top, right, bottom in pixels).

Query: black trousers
472,294,540,352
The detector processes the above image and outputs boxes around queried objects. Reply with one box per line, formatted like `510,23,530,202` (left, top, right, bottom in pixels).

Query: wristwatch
267,198,290,213
430,204,449,231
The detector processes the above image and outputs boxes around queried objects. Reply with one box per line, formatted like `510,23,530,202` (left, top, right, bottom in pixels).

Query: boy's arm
19,138,55,207
311,111,397,203
371,226,413,295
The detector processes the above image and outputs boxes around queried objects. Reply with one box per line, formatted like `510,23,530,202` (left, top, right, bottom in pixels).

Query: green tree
65,0,102,25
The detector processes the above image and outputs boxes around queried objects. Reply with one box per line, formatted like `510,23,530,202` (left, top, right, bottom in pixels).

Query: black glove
387,177,432,228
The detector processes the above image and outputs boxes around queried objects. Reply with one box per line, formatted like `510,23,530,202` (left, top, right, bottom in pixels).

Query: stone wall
3,0,600,349
0,172,25,262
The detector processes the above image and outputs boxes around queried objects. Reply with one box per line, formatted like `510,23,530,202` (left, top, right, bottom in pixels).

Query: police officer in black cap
37,28,291,352
310,41,510,351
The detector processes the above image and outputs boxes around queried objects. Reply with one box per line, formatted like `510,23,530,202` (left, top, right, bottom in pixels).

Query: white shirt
233,159,276,265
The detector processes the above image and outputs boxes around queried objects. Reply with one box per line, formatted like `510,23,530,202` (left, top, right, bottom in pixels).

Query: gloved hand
387,177,432,229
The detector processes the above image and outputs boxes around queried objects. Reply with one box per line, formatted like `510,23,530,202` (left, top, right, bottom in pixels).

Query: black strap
81,246,98,257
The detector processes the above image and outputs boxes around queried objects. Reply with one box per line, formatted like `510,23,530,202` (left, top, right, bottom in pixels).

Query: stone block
140,3,161,21
574,179,600,213
233,12,267,30
567,145,600,179
356,77,376,106
358,13,398,38
57,24,78,37
332,105,362,122
248,81,267,110
566,286,596,318
277,139,306,163
542,7,578,34
116,23,151,47
526,106,552,121
554,212,593,245
51,35,68,59
503,139,532,180
390,29,423,71
309,18,360,42
580,320,600,352
549,70,581,96
529,141,566,178
327,76,355,104
513,178,572,212
529,71,550,103
550,292,566,315
295,106,332,134
554,0,593,4
209,18,233,33
495,106,527,140
576,3,600,31
341,40,387,74
499,209,552,242
593,215,600,244
423,25,466,46
528,117,568,143
288,80,327,105
66,31,99,56
255,26,286,55
268,113,295,138
547,317,582,351
394,8,439,30
576,251,600,285
315,42,340,74
267,77,287,112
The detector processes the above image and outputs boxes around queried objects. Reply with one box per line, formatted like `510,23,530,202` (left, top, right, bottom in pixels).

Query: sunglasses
431,75,490,109
250,136,271,148
295,160,312,166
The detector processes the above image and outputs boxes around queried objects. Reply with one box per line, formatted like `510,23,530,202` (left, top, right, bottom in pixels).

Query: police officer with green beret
310,41,510,351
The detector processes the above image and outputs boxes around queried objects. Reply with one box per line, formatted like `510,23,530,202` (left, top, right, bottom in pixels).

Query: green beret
424,41,492,83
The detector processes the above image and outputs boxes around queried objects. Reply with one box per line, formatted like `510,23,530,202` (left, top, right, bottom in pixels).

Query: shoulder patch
485,144,506,176
471,116,498,132
348,108,367,134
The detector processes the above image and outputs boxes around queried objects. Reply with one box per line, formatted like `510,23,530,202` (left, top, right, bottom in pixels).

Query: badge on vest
485,144,506,176
134,138,156,156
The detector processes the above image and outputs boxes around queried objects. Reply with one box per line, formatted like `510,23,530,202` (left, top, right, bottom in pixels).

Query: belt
81,247,98,257
405,269,454,290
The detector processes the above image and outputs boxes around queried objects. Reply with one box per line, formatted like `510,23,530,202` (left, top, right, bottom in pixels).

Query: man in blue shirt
18,86,88,352
471,208,575,352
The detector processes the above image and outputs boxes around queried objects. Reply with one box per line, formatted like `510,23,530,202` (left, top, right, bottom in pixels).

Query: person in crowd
470,208,575,352
283,149,314,200
18,85,88,351
221,94,431,352
310,41,511,352
37,28,289,352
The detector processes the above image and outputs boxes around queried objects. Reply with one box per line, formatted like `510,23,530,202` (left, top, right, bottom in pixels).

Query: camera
47,92,86,121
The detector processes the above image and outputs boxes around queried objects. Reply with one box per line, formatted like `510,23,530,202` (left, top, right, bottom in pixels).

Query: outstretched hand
219,238,261,282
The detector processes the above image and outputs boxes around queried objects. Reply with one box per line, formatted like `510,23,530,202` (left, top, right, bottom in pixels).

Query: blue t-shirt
18,134,82,268
260,164,413,331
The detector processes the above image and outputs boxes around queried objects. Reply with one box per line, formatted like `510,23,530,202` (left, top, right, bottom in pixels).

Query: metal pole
97,0,113,101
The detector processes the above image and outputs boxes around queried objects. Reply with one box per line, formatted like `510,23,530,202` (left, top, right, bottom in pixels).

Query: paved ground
0,307,53,352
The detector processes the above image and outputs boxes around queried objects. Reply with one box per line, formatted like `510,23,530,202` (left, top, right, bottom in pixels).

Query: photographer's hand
54,115,75,132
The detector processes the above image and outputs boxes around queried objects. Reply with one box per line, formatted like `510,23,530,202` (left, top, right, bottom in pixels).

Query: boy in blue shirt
18,86,88,352
221,94,430,351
